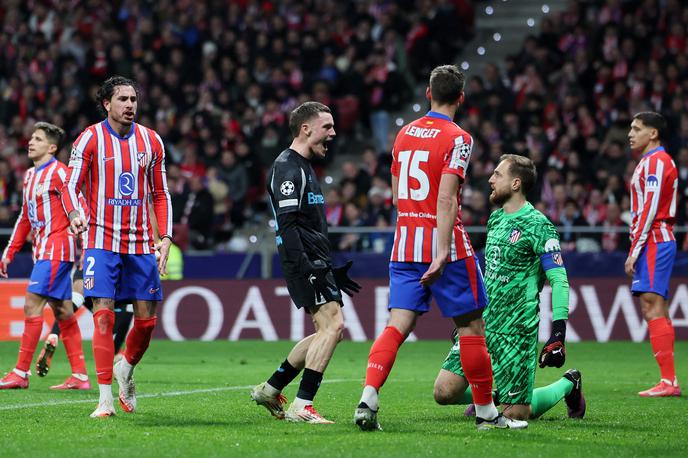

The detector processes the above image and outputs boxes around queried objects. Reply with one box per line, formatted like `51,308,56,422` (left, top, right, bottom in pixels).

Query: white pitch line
0,378,361,411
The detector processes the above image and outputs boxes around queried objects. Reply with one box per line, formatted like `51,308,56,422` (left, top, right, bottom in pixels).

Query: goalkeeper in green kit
433,154,586,420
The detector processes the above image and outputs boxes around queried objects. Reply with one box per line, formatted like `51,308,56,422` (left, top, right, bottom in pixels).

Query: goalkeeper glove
539,319,566,368
332,260,362,296
304,259,332,298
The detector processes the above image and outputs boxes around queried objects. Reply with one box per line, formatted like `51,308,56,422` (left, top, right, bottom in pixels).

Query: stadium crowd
0,0,687,254
0,0,473,250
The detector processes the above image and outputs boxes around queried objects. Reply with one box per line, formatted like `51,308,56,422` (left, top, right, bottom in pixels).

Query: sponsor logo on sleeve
646,175,659,189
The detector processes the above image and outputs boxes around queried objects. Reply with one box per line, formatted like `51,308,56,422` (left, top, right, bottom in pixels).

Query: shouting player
434,155,585,421
62,76,173,417
251,102,361,424
354,65,526,431
0,122,90,390
626,112,680,397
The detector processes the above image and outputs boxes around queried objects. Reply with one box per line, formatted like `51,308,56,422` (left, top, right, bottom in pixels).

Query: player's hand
332,260,362,296
0,257,10,278
539,319,567,368
624,255,637,277
155,237,172,276
69,211,87,235
305,259,331,298
420,255,447,287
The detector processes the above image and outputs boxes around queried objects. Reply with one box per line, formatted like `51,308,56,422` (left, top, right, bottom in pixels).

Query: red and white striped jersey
390,111,474,263
629,146,678,258
2,158,78,263
62,120,172,255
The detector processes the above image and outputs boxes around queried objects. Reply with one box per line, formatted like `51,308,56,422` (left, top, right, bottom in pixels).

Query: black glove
539,319,566,368
332,260,362,296
304,259,331,298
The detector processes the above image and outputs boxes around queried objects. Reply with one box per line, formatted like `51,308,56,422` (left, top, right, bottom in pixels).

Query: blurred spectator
601,202,630,253
179,175,214,250
558,198,589,251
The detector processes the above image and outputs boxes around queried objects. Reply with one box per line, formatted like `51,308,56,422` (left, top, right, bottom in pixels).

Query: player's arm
421,133,472,286
626,157,663,276
537,224,570,368
149,134,173,274
1,192,32,278
62,131,93,234
420,173,459,286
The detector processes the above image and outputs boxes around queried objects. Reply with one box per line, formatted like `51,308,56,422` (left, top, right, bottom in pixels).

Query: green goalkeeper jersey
483,202,566,336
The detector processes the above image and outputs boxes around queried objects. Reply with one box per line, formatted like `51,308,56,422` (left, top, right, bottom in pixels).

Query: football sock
364,326,406,390
124,316,157,366
92,310,115,384
648,317,676,383
530,377,573,418
457,386,474,405
267,359,301,391
98,383,113,402
296,368,323,404
16,316,43,373
459,335,497,419
359,385,379,411
58,315,87,375
113,309,134,354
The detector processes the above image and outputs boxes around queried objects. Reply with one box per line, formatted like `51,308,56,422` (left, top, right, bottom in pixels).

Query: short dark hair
429,65,465,105
288,101,331,138
499,154,537,195
34,122,65,150
633,111,666,141
96,75,139,116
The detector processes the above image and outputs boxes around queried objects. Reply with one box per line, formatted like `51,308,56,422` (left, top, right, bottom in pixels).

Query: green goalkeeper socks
530,377,574,418
457,387,474,405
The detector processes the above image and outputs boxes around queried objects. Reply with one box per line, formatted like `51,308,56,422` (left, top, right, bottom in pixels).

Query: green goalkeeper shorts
441,330,538,405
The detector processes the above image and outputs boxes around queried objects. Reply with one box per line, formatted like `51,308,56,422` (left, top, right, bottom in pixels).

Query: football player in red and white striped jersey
355,66,525,431
0,122,90,391
61,76,173,417
626,111,680,397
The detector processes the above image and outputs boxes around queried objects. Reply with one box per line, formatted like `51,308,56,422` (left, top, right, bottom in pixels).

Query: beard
489,188,511,206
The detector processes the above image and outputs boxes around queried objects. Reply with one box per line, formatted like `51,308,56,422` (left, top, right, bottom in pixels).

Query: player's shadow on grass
131,414,241,428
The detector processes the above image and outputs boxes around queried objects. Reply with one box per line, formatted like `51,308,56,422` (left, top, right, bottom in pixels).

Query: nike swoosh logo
632,280,640,284
101,157,116,162
654,351,661,357
507,389,524,397
552,349,562,355
29,281,39,285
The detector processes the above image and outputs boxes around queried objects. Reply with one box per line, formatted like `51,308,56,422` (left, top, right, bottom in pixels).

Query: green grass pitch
1,340,687,457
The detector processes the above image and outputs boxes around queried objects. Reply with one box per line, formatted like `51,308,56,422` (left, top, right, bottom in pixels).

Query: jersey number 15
397,150,430,201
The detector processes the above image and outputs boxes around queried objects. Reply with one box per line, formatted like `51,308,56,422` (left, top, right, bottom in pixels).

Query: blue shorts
389,257,488,318
632,241,676,299
28,260,73,300
83,249,162,302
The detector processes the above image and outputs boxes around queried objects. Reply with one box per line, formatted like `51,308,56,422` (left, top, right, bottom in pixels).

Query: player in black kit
251,101,361,424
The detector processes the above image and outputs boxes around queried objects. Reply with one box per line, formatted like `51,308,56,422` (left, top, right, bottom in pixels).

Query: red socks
648,317,676,382
124,317,157,366
93,309,115,384
16,316,43,372
364,326,406,390
459,335,494,405
58,315,87,375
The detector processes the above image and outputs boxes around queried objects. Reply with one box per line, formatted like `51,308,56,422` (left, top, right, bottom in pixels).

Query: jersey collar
425,111,452,122
643,145,665,158
35,156,56,171
104,119,136,140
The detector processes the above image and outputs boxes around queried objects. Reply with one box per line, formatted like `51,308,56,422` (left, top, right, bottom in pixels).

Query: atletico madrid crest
84,277,94,290
137,151,149,168
509,228,521,243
